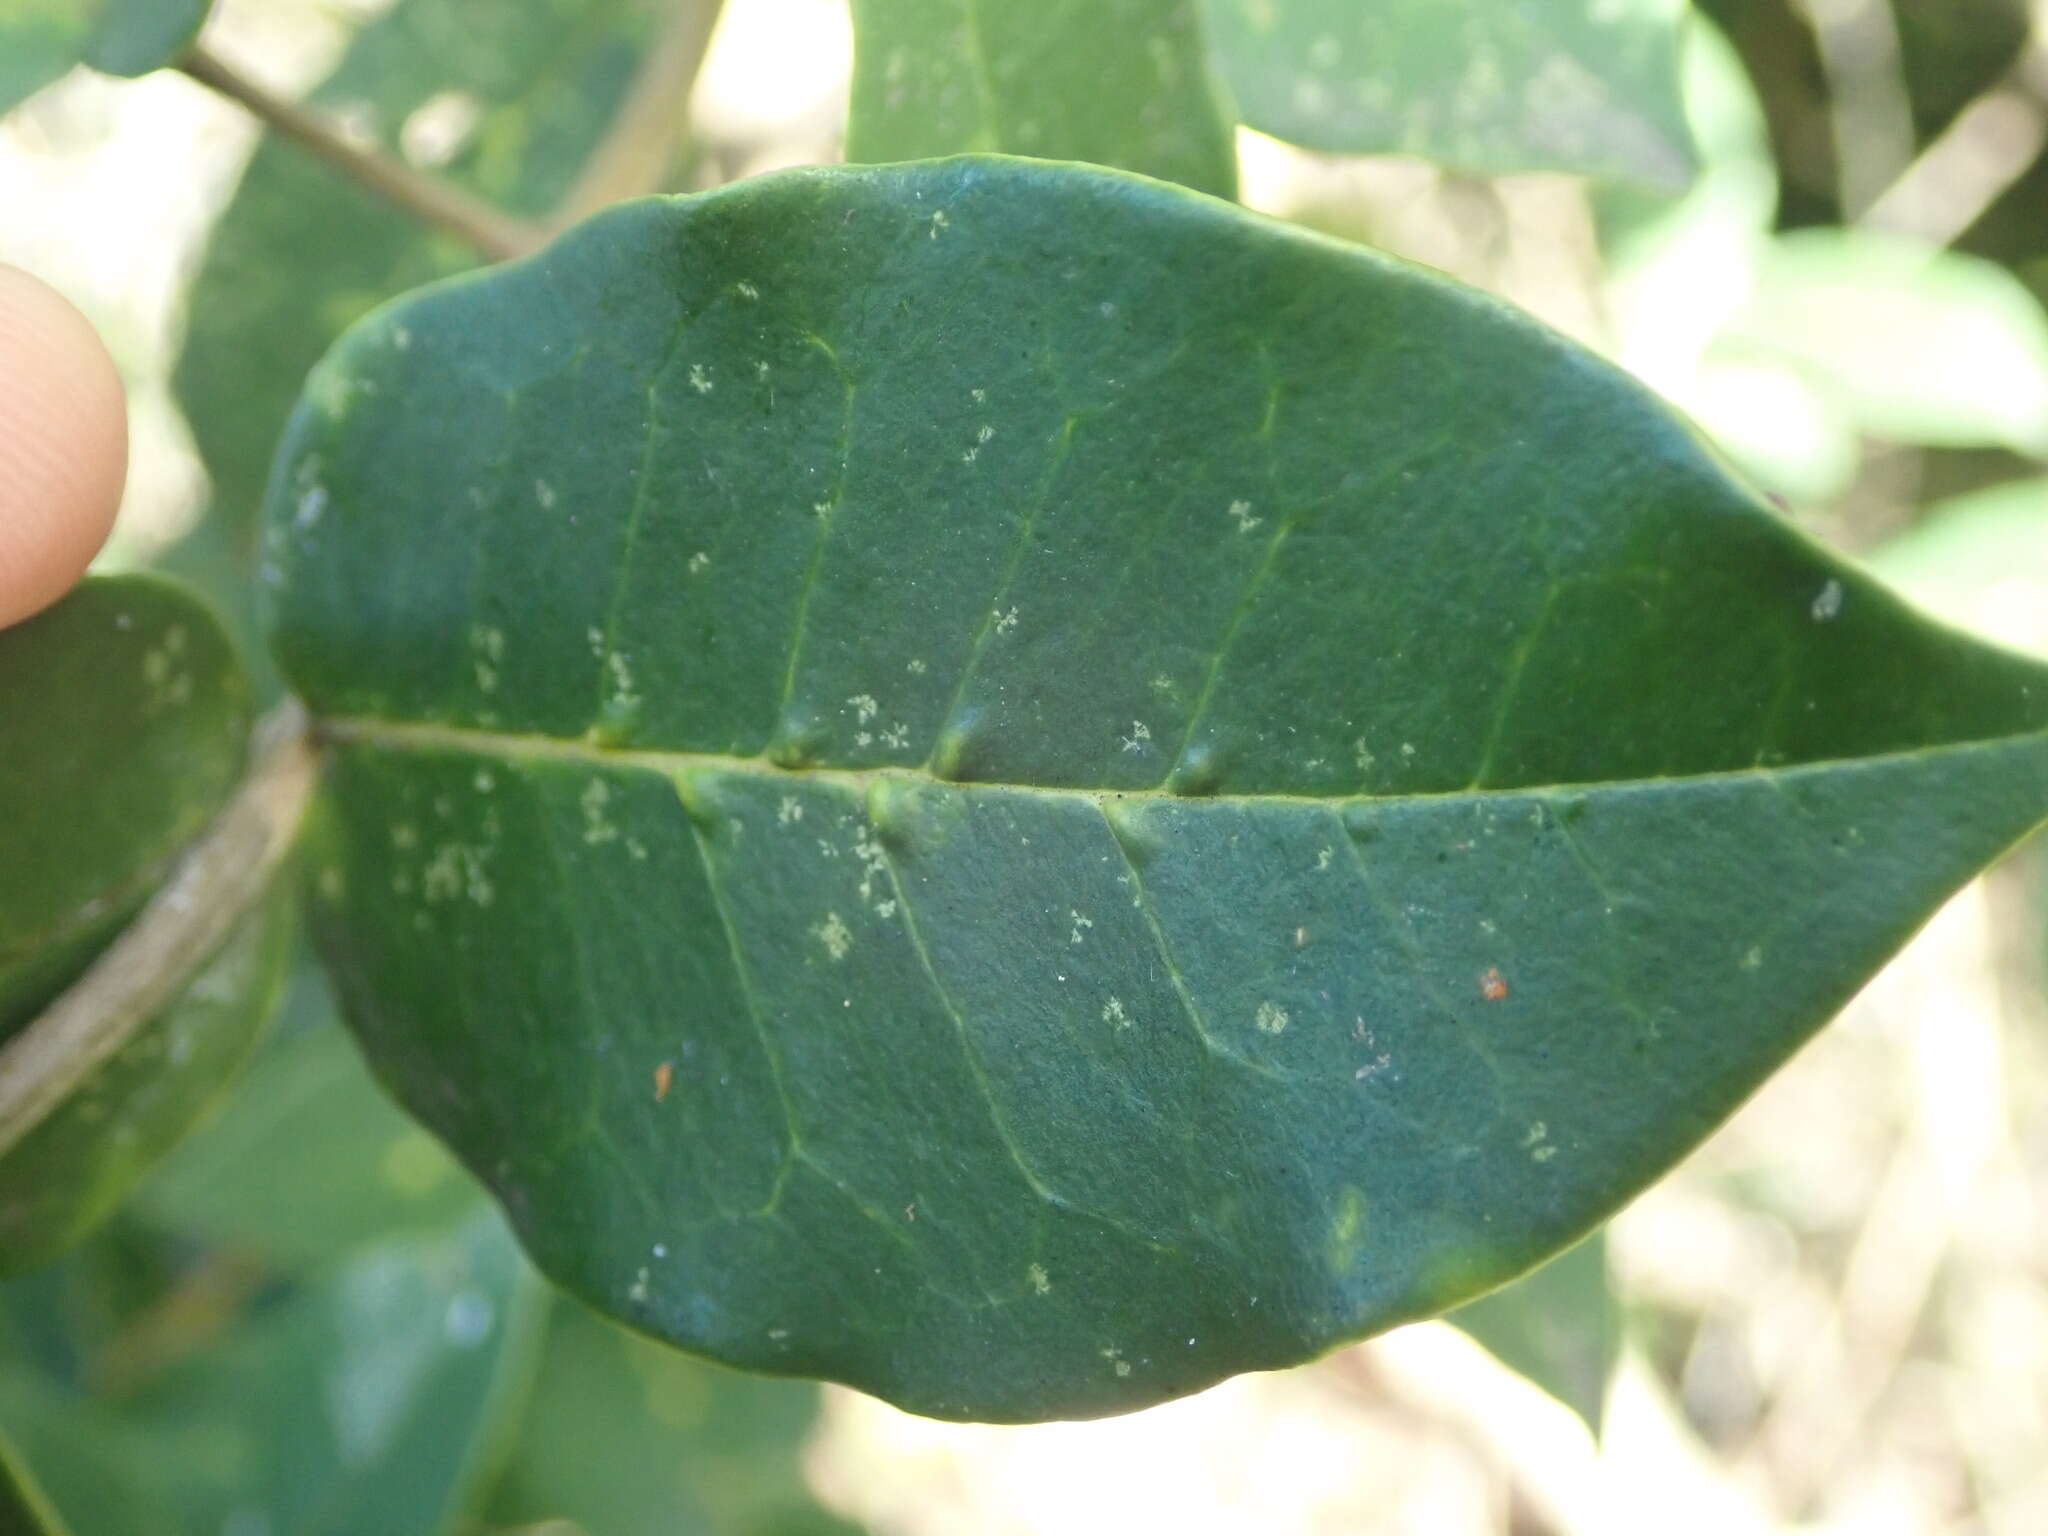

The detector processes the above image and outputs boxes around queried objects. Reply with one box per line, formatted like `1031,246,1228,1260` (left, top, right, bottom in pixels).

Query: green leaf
846,0,1237,199
0,0,210,113
0,1209,545,1536
168,0,667,639
1867,479,2048,663
137,957,477,1270
82,0,211,78
1717,230,2048,456
1198,0,1694,187
485,1300,862,1536
1448,1231,1616,1432
0,1432,69,1536
265,159,2048,1421
0,898,290,1276
0,576,248,1034
0,575,260,1273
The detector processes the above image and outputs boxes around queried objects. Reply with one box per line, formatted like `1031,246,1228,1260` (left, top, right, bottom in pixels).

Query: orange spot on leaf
654,1060,674,1101
1480,967,1509,1002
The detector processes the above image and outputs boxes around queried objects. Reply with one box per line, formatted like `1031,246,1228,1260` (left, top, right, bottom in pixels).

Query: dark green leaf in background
0,1208,544,1536
83,0,211,78
138,956,479,1271
166,0,668,653
0,898,289,1276
0,576,247,1033
266,159,2048,1421
1448,1231,1617,1432
1197,0,1696,187
0,576,274,1275
846,0,1239,198
486,1302,861,1536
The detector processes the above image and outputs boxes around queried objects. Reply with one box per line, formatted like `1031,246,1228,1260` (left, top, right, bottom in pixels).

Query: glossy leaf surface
847,0,1237,198
1198,0,1694,186
267,159,2048,1420
0,1209,542,1536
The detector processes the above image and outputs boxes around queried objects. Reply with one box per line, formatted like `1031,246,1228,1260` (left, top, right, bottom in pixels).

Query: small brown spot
653,1061,674,1101
1480,967,1509,1002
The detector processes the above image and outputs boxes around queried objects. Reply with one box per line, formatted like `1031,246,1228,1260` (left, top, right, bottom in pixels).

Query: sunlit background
5,1,2047,1532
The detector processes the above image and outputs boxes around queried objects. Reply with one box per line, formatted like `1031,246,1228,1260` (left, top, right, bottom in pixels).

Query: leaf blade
847,0,1238,198
1198,0,1695,186
267,159,2048,1420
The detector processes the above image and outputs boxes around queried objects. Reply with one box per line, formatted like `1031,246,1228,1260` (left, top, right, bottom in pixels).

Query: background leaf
1448,1232,1617,1432
0,575,274,1275
0,898,290,1276
0,576,248,1033
266,158,2048,1421
846,0,1237,198
82,0,211,79
1718,229,2048,457
0,1208,544,1536
135,956,476,1271
0,1432,68,1536
165,0,669,662
484,1302,862,1536
1197,0,1695,186
0,0,210,113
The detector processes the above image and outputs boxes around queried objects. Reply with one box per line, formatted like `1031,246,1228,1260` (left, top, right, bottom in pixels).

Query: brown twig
177,44,546,261
552,0,730,226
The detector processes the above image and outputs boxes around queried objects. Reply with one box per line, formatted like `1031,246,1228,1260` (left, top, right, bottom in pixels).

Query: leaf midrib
316,715,2048,810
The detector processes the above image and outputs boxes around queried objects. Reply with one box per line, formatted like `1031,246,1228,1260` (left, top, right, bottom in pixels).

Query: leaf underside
1197,0,1695,186
847,0,1239,199
266,158,2048,1421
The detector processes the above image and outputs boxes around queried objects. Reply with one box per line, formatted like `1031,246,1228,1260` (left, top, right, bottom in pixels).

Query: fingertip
0,264,127,629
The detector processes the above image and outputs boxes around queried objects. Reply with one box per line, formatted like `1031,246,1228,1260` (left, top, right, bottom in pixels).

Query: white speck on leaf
1028,1263,1051,1294
815,912,853,960
1812,579,1845,622
1255,1001,1290,1035
994,607,1019,635
582,779,620,845
688,364,713,394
